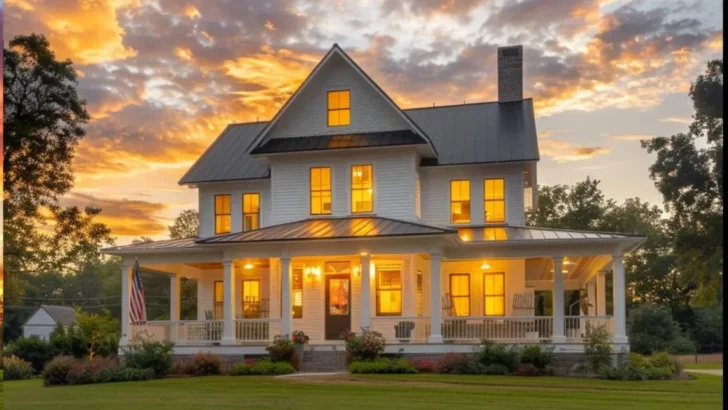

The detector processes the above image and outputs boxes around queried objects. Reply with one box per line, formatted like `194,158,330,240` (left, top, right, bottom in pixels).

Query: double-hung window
327,90,350,127
484,178,505,222
450,180,471,224
242,279,260,318
484,272,505,316
213,281,224,320
450,274,470,317
215,195,231,234
376,265,402,316
351,165,373,213
310,167,332,215
243,193,260,232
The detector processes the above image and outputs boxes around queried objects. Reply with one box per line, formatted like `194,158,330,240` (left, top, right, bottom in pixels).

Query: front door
325,274,351,340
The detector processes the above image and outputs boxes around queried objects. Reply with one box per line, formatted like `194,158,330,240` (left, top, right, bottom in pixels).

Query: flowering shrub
343,328,386,360
291,330,310,345
409,359,438,373
3,356,34,380
122,338,174,378
438,353,484,374
42,356,76,386
67,357,121,385
187,353,222,375
266,336,295,363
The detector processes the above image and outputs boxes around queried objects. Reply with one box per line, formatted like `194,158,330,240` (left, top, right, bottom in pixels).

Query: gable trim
245,44,438,157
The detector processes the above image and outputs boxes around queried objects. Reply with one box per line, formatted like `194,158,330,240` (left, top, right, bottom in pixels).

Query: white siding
270,149,418,224
23,326,57,340
23,308,60,340
265,53,411,140
420,163,525,227
198,180,271,238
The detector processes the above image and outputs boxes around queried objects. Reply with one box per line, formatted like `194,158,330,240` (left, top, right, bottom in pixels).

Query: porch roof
249,129,427,155
196,216,456,244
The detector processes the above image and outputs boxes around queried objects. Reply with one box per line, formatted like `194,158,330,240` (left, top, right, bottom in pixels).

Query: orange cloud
61,192,169,237
660,116,692,124
610,134,654,141
540,139,609,162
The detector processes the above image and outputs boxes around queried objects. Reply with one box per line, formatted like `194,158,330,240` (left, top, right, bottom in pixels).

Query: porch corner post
119,263,132,347
612,253,628,344
428,252,444,343
280,255,292,339
222,259,237,345
552,256,566,343
596,271,607,316
359,253,372,329
170,275,181,322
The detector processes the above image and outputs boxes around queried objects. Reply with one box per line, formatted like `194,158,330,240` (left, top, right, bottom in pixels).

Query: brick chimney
497,45,523,103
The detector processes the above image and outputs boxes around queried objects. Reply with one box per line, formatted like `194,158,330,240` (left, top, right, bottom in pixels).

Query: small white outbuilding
22,305,77,340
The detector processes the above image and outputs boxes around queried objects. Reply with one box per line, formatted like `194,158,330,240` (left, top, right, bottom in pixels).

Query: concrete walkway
275,372,348,378
685,369,723,376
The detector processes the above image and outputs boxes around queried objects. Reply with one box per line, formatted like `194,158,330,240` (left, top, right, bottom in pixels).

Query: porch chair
394,321,416,342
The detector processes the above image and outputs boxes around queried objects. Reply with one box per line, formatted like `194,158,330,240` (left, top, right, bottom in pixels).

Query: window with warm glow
242,279,260,318
351,165,373,213
214,194,231,234
243,193,260,232
328,90,351,126
483,227,508,240
376,266,402,316
310,167,332,215
214,281,223,320
450,274,470,316
484,178,505,222
416,270,423,316
293,268,303,319
458,228,473,242
484,272,505,316
450,180,471,223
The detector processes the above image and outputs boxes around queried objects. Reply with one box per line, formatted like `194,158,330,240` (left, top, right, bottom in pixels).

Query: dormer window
327,90,350,127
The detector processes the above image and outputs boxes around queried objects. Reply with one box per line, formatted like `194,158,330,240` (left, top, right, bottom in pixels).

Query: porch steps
299,349,348,373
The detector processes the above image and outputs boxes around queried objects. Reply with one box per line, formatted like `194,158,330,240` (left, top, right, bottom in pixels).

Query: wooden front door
325,274,351,340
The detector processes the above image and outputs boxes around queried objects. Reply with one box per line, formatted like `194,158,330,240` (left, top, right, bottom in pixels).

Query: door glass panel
329,278,350,315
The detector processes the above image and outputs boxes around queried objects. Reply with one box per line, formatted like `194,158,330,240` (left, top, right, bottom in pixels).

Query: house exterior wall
198,180,271,238
265,53,411,140
420,163,526,227
22,308,59,340
196,266,271,321
269,149,419,224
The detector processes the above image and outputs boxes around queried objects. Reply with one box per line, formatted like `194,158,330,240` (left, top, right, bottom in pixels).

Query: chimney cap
498,45,523,103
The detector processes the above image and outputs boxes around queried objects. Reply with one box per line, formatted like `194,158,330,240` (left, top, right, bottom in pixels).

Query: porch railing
130,320,224,345
370,317,431,343
234,318,280,342
564,316,614,340
442,316,553,342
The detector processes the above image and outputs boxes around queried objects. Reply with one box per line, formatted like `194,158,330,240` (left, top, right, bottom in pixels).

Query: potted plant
291,330,309,370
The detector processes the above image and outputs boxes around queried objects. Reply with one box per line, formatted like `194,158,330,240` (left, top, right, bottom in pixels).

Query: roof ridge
404,98,534,111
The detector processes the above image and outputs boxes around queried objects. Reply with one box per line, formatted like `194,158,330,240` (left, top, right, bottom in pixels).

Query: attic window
328,90,350,127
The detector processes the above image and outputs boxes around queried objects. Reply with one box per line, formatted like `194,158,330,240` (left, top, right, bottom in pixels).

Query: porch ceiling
524,255,612,282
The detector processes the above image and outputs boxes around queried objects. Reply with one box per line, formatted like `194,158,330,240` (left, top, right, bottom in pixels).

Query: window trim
327,89,351,127
450,179,471,224
309,167,332,215
292,267,303,319
213,280,224,320
375,265,402,316
242,192,260,232
214,194,232,234
483,272,506,317
484,178,506,223
351,164,374,214
449,273,471,317
241,279,261,319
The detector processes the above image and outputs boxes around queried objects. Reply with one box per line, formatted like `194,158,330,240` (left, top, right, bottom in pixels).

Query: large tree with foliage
168,209,199,239
641,60,723,307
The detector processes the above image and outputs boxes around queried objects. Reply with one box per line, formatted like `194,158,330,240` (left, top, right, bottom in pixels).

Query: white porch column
596,271,607,316
280,256,292,339
359,253,372,329
552,257,566,343
119,263,132,347
170,275,181,321
612,254,628,343
222,259,237,345
428,252,444,343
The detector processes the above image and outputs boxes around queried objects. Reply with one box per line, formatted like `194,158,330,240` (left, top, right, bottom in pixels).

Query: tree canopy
168,209,200,239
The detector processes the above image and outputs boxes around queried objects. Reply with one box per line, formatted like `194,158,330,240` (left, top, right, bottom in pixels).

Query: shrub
122,368,155,381
485,363,510,375
344,328,386,360
122,338,174,378
67,357,121,385
437,353,487,375
187,353,222,375
76,309,120,358
478,342,520,372
519,345,553,369
266,336,295,363
42,356,75,386
92,367,126,383
515,363,540,376
4,336,55,374
628,305,687,355
583,323,612,372
599,352,682,381
540,365,556,376
231,359,295,376
3,356,34,380
569,362,592,375
409,359,438,373
668,335,697,355
349,359,416,374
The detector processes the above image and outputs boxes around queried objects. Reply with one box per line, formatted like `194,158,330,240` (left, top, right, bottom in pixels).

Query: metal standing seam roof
38,305,77,326
102,237,199,253
461,226,645,242
196,216,457,244
250,129,427,155
178,100,539,185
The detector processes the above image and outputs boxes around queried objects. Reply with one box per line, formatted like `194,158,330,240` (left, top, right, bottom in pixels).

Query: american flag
130,260,147,324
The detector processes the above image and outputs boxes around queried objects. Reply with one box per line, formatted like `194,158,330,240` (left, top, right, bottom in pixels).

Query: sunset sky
2,0,723,245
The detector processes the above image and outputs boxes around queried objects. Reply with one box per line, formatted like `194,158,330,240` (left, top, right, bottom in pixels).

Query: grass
683,363,723,370
2,373,722,410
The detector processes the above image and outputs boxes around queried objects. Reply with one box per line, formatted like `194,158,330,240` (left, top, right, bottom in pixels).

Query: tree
627,305,695,354
526,177,608,230
641,60,723,307
169,209,199,239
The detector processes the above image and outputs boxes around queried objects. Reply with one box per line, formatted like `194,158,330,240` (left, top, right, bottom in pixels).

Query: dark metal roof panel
197,217,456,244
102,237,199,253
250,130,426,155
40,305,77,326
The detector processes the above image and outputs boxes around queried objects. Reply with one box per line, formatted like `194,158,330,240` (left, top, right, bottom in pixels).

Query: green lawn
2,373,722,410
683,363,723,370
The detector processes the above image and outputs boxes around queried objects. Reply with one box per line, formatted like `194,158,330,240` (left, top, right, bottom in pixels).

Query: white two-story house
104,44,645,358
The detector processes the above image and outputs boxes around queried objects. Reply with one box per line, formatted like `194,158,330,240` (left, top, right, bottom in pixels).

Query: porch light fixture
243,263,254,270
480,262,491,270
353,266,360,276
304,265,321,281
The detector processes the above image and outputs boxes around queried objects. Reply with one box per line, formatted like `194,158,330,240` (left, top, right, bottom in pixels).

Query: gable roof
250,129,427,155
245,44,438,157
35,305,77,326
